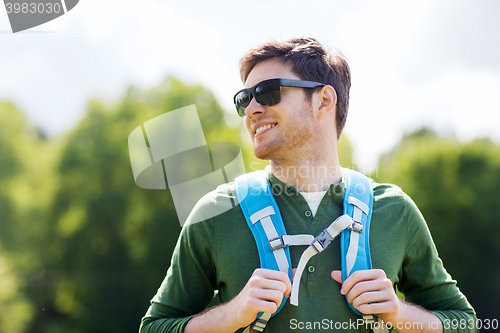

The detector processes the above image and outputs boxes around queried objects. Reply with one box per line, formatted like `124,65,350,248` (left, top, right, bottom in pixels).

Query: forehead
245,58,301,88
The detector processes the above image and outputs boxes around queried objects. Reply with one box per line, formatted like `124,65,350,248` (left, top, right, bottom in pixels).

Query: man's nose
245,96,266,117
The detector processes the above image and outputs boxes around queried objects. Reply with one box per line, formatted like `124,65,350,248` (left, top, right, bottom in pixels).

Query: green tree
2,76,356,332
375,128,500,321
0,102,47,333
28,77,245,332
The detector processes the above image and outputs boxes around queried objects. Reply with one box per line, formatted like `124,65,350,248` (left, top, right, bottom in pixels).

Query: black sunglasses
233,78,325,117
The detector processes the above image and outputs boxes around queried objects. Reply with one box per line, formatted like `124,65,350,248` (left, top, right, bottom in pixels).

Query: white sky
1,0,499,168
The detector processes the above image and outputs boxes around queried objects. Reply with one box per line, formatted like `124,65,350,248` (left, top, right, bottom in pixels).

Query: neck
270,150,342,192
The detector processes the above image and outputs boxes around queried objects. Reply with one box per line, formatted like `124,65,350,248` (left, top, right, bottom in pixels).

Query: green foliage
0,102,49,333
0,77,247,332
2,79,495,332
338,135,354,169
376,128,500,320
25,77,245,332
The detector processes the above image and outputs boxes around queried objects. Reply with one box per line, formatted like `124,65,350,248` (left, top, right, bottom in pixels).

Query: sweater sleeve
399,193,478,333
139,213,217,333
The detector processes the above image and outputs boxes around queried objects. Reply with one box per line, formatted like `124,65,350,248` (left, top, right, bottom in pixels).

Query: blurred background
1,0,499,332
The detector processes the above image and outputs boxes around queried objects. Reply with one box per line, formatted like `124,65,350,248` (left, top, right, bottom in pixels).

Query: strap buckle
348,221,363,233
249,317,268,332
311,230,333,253
269,236,285,251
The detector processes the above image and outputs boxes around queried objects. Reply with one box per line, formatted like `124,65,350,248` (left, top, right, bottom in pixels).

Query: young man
140,37,477,333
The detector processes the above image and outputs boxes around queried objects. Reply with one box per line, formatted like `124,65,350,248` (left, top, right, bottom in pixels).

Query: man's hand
331,269,400,322
184,268,291,333
229,268,292,327
331,269,443,333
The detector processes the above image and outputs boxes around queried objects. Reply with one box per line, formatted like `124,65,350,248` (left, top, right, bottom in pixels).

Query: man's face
243,59,318,162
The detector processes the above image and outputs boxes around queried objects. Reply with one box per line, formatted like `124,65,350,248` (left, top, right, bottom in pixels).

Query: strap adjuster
348,221,363,233
249,317,268,332
269,236,285,251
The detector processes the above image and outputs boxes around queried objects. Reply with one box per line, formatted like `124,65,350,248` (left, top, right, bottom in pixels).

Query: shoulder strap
234,170,293,317
236,169,381,331
340,167,374,315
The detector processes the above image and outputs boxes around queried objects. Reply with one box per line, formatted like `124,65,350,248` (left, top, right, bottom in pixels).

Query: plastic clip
269,236,285,251
311,230,333,253
348,221,363,233
249,317,268,332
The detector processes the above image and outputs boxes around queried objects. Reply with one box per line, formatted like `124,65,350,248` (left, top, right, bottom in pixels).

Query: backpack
234,168,389,333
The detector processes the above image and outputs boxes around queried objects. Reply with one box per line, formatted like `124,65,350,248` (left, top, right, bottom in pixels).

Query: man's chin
252,147,274,161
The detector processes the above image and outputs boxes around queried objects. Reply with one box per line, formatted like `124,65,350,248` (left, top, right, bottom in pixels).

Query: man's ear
315,85,337,121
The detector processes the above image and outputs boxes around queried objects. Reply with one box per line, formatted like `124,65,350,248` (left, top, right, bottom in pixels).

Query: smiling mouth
255,124,276,135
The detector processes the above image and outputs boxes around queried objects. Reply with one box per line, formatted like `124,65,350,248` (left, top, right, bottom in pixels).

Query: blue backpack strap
234,170,293,317
235,168,380,330
340,167,374,315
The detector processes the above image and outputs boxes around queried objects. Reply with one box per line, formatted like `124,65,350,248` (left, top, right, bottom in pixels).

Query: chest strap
290,214,358,306
236,169,389,333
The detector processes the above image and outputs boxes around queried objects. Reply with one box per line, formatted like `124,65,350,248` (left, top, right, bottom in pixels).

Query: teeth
255,124,276,134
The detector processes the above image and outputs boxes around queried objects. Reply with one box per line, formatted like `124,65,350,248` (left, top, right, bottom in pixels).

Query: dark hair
239,37,351,139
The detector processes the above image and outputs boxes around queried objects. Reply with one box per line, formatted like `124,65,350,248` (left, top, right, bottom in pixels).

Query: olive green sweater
140,171,477,333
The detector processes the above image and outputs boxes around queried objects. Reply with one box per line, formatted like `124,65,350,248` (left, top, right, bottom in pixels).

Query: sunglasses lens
235,90,251,116
255,80,281,106
234,80,282,117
